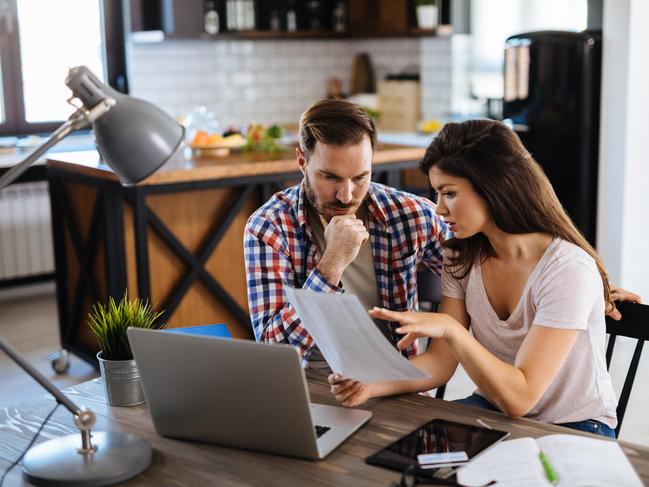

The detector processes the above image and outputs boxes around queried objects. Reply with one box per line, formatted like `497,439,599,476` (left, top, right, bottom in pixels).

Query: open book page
284,287,429,383
536,434,643,487
457,434,643,487
456,438,549,487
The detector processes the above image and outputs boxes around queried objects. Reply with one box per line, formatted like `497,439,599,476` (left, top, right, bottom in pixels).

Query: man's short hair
298,99,377,159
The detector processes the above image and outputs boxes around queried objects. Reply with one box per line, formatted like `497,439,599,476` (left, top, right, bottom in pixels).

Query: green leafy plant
244,123,285,153
362,106,380,121
87,292,165,361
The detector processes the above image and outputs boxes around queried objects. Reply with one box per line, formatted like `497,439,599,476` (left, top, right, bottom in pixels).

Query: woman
329,119,640,437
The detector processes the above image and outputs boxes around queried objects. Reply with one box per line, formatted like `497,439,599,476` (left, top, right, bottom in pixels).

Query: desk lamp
0,65,183,189
0,66,184,485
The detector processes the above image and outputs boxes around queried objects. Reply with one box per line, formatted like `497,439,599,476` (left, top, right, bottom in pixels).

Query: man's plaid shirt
244,181,449,366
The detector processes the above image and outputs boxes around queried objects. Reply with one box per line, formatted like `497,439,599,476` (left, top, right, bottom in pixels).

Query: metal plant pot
97,352,145,406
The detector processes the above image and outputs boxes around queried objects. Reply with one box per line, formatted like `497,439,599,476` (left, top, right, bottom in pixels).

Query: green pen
539,450,559,485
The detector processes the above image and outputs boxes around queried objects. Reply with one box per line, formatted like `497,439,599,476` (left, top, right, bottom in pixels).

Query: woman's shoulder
532,238,605,324
441,250,475,293
541,238,600,282
550,238,596,264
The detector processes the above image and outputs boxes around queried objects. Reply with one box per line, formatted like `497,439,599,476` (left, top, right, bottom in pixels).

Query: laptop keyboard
315,425,331,438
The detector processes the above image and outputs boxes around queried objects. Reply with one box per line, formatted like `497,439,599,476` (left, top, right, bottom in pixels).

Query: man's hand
608,287,643,321
328,373,374,407
317,215,368,284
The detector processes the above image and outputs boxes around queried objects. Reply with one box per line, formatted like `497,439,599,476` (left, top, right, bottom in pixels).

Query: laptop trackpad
314,425,331,438
310,403,372,458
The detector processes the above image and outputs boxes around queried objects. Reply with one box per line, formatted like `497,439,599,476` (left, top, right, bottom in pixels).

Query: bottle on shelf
286,0,297,32
203,0,223,35
225,0,255,31
307,0,322,30
226,0,237,30
270,9,280,32
242,0,255,30
333,1,346,32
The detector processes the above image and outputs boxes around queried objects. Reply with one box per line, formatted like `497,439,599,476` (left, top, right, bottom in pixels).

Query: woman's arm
443,323,580,417
375,307,581,417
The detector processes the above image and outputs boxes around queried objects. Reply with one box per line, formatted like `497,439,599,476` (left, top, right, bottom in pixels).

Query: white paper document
456,435,643,487
284,287,429,383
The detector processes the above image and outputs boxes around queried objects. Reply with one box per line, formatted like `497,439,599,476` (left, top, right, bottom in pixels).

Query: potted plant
415,0,438,29
87,292,165,406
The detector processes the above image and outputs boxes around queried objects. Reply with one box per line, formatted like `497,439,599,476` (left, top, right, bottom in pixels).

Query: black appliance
502,30,602,245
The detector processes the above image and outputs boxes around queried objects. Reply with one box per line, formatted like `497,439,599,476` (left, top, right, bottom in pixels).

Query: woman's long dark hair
421,119,612,311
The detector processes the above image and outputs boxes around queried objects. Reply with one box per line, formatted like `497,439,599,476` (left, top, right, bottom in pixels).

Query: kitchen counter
0,132,95,170
47,142,427,185
3,131,434,177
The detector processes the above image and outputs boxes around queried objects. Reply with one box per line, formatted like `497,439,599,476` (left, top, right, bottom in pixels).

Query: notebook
456,434,643,487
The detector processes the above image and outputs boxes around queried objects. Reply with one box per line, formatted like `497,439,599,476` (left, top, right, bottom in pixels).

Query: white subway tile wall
449,35,473,117
420,36,453,121
129,37,456,129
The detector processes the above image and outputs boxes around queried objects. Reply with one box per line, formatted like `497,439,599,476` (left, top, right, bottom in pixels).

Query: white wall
128,38,454,129
597,0,649,297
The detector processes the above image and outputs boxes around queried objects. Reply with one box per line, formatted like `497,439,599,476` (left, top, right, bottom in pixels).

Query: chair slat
603,302,649,437
615,339,645,437
606,335,616,369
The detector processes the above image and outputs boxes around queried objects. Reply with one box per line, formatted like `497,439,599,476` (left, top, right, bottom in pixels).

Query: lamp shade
65,66,184,185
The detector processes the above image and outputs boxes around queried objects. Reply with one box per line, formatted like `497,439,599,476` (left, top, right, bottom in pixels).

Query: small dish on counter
190,133,246,157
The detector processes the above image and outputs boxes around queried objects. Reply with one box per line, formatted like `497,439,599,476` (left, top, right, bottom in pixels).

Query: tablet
366,418,509,472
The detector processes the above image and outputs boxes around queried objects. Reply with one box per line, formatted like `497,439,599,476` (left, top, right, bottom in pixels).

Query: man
244,99,449,366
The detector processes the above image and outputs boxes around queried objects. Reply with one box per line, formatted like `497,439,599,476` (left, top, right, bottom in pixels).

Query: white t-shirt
441,238,618,427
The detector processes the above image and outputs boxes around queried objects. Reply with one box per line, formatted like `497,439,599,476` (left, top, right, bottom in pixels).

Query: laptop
127,328,372,460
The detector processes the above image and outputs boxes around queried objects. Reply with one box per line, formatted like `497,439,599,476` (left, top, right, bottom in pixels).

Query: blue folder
163,323,231,338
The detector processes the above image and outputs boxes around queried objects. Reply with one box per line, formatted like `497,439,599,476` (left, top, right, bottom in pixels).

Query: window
0,0,113,135
17,0,105,124
469,0,587,99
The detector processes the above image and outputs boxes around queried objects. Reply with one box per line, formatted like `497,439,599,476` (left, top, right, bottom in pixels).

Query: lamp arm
0,336,96,439
0,98,115,191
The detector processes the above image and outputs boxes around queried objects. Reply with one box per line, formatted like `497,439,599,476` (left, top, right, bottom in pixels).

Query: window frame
0,0,128,136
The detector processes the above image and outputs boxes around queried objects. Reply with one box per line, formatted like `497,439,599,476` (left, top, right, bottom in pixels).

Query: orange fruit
192,130,209,146
206,133,224,145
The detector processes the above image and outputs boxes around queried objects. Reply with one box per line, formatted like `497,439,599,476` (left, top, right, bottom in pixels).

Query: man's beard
303,172,363,219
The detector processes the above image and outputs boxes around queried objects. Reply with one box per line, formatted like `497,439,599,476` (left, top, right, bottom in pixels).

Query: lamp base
21,431,152,486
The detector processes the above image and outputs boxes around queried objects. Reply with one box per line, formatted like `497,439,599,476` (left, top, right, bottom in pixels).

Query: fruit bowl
190,132,246,156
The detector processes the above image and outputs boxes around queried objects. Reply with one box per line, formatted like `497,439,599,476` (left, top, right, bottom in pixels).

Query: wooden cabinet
347,0,411,36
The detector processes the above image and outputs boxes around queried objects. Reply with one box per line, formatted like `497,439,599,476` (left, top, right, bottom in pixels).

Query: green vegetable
267,124,284,139
244,123,285,154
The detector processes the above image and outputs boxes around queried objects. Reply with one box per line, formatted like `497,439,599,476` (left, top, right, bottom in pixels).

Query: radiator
0,182,54,280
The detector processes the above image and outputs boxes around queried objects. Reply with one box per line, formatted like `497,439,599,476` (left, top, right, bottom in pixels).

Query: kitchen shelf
129,0,456,43
134,26,453,43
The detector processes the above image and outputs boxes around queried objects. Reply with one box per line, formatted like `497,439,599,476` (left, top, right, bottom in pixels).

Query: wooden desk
46,146,429,365
2,372,649,486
